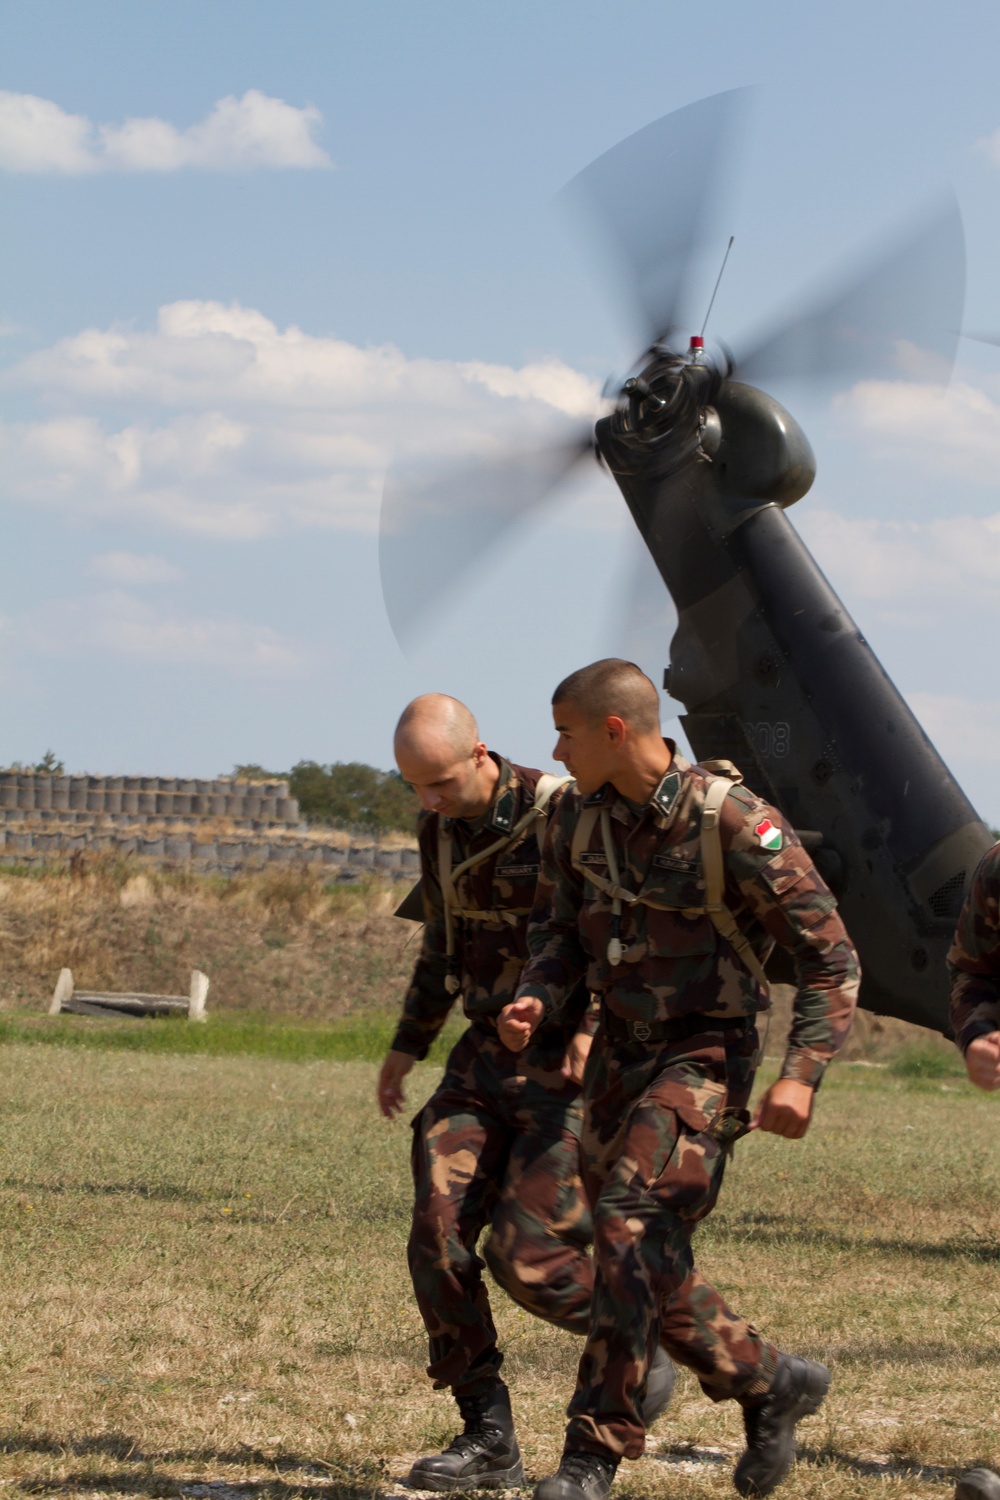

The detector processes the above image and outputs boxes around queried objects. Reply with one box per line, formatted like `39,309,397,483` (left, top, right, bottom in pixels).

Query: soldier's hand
965,1032,1000,1091
752,1078,815,1139
498,996,544,1052
561,1030,593,1085
377,1049,415,1119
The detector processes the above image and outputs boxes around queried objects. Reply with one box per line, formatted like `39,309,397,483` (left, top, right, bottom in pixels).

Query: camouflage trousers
409,1022,594,1392
567,1018,778,1461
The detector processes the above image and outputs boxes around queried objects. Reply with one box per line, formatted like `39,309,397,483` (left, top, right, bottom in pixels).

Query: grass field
0,1033,994,1500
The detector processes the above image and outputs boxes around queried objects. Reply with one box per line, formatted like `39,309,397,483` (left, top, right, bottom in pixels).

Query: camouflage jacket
391,756,591,1060
948,842,1000,1053
515,748,859,1088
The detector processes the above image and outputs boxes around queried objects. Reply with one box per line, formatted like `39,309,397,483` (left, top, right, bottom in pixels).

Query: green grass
0,1009,464,1064
888,1041,966,1079
0,1042,996,1498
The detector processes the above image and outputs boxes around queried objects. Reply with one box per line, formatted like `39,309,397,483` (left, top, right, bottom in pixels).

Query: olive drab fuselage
598,359,993,1033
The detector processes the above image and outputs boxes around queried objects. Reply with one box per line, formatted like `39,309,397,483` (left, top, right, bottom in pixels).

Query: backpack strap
438,773,573,992
438,820,462,995
568,776,772,996
700,778,771,997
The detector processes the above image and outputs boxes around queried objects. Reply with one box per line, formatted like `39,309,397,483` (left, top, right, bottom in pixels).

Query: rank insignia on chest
652,771,682,818
490,787,516,832
755,818,783,852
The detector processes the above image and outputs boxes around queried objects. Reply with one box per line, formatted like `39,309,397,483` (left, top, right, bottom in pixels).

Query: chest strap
439,773,571,994
569,778,771,997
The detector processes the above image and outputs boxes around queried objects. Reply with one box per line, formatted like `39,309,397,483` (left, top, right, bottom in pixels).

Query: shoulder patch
754,817,783,852
652,770,682,818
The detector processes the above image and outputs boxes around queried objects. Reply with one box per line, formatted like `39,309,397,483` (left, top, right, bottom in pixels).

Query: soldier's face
396,742,489,818
552,700,618,794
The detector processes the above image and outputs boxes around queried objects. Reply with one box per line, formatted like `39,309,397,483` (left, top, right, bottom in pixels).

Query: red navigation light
689,335,705,349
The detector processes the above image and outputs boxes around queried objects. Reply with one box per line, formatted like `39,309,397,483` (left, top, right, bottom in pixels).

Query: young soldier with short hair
378,692,673,1493
500,659,859,1500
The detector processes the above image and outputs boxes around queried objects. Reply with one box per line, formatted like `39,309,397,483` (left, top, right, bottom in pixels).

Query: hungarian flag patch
755,818,783,852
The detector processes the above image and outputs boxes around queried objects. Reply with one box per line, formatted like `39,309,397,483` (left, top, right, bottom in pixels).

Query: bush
233,760,418,834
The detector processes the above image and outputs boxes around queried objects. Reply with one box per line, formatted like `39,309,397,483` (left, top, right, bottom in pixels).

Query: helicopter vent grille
927,872,966,922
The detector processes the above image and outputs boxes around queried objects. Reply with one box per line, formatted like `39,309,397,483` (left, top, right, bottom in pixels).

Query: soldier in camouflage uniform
949,842,1000,1091
378,693,674,1493
947,844,1000,1500
499,660,859,1500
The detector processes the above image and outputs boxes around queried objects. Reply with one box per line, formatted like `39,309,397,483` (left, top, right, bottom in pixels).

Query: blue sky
3,0,1000,821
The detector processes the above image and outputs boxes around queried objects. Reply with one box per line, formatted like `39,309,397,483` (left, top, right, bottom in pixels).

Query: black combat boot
956,1471,1000,1500
534,1449,618,1500
640,1347,676,1428
733,1354,830,1497
407,1380,525,1492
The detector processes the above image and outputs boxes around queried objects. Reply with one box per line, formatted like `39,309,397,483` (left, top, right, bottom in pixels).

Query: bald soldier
499,660,859,1500
379,694,674,1492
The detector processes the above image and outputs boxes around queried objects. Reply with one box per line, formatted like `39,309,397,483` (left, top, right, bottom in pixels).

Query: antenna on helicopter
694,235,735,354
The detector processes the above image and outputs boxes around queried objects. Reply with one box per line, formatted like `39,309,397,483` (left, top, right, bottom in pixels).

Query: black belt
601,1010,753,1047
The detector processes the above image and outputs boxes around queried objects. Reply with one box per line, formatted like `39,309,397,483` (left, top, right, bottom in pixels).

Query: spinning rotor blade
380,432,594,648
563,89,745,344
737,193,965,386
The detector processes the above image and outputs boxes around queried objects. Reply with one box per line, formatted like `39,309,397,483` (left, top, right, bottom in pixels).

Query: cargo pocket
638,1078,731,1223
627,1077,728,1191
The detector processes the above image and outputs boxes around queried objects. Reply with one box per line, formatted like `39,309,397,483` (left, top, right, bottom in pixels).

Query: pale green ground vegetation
0,1039,994,1500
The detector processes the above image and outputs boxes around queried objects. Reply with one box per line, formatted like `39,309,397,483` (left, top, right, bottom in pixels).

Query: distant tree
230,760,418,833
289,761,417,833
35,751,64,774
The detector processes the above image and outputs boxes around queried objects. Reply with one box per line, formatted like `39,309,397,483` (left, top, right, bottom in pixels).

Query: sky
3,0,1000,821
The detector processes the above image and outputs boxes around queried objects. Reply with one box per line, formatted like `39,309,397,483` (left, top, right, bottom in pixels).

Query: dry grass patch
0,864,421,1021
0,1044,995,1499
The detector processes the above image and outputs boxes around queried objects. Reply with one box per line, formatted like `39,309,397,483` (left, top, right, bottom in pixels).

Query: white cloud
834,378,1000,487
90,552,182,585
0,91,93,172
0,300,601,538
24,590,305,674
907,693,1000,769
796,505,1000,605
0,89,331,174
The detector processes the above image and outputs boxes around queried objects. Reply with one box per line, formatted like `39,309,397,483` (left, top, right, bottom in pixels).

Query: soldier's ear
605,716,626,747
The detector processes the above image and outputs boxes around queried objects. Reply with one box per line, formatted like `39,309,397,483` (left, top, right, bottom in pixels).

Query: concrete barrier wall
0,774,299,827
